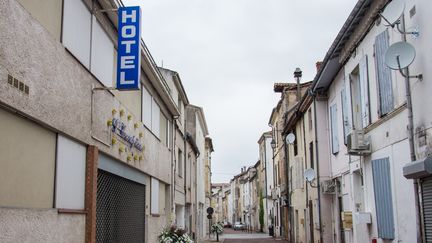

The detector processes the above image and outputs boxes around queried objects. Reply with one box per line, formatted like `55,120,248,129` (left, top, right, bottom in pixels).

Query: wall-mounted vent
7,74,29,95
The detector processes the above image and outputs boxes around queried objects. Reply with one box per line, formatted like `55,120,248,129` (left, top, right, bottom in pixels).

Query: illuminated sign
116,6,141,90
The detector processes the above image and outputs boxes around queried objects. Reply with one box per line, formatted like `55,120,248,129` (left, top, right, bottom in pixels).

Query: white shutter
142,87,152,128
151,178,159,214
330,104,339,154
152,100,160,137
359,55,370,127
56,135,86,209
90,16,115,87
62,0,91,68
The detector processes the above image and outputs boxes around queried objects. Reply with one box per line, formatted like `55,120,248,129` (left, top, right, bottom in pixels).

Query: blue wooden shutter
359,55,370,127
341,87,350,144
330,104,339,154
372,157,395,240
374,30,394,116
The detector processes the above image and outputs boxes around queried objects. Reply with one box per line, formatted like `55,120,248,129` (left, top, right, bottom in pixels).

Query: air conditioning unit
347,130,371,155
321,180,336,194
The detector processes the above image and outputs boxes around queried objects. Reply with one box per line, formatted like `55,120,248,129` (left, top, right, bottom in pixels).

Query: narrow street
206,229,289,243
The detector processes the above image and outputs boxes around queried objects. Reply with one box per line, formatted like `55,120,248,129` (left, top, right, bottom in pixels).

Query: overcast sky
125,0,357,183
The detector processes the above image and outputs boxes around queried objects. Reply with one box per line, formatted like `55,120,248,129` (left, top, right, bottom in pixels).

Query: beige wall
0,108,56,208
0,208,85,243
16,0,62,41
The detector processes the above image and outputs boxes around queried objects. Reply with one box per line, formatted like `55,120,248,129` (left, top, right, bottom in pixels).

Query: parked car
223,221,232,228
233,222,245,230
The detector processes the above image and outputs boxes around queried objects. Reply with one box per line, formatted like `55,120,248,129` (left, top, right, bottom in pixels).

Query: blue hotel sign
116,6,141,90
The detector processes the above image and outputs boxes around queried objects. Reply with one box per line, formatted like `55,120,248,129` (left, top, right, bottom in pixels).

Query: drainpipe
313,97,324,243
302,111,310,243
400,13,422,243
284,136,292,242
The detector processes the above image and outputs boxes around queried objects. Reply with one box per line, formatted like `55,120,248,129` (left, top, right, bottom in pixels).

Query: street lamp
270,139,276,150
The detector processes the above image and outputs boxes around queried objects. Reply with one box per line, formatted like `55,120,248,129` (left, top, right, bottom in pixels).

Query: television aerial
285,133,296,145
380,0,419,37
304,168,315,182
385,41,422,80
304,168,318,188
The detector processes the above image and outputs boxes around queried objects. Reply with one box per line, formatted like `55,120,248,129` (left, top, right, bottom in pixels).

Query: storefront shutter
372,157,395,240
422,177,432,242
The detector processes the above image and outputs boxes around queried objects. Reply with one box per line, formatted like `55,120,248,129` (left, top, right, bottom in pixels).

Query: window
151,178,159,215
151,99,160,137
62,0,91,68
341,87,350,144
308,109,313,131
309,142,314,169
372,158,395,239
63,0,118,87
90,16,115,87
375,30,394,116
350,56,370,131
56,135,86,209
142,87,162,139
293,129,298,156
160,113,168,146
178,149,183,177
142,87,152,128
330,103,339,154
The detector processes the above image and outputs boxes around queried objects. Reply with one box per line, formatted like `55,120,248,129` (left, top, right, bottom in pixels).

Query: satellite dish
304,168,316,182
286,133,296,144
381,0,405,26
385,41,416,70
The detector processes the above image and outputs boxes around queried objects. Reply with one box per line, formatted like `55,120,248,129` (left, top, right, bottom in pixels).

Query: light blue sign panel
117,6,141,90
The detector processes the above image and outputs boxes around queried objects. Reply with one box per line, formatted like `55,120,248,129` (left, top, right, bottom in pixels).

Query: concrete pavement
202,228,289,243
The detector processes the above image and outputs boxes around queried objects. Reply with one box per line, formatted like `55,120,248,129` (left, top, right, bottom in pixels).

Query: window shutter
152,99,160,137
142,87,152,128
330,104,339,154
359,55,370,127
151,178,159,215
372,157,395,240
375,30,394,116
341,88,350,144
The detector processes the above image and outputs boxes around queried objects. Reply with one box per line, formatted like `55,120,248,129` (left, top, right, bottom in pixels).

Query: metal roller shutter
422,177,432,242
96,169,145,243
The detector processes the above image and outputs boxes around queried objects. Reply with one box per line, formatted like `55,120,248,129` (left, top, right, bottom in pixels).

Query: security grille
96,169,145,243
422,177,432,242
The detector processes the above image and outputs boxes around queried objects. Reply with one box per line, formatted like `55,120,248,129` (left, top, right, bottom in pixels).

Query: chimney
316,61,323,73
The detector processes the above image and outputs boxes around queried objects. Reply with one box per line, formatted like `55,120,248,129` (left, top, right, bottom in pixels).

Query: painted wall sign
116,6,141,90
111,118,143,151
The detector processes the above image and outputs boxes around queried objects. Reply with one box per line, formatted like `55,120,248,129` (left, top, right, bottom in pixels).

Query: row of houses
218,0,432,242
0,0,213,242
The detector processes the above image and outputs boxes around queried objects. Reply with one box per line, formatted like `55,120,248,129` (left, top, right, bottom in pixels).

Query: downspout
284,136,291,241
400,13,422,243
172,120,177,222
302,112,309,243
313,97,324,243
264,140,269,232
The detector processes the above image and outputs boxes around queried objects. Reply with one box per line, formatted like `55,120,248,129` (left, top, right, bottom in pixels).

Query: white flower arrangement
211,222,224,234
158,225,194,243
